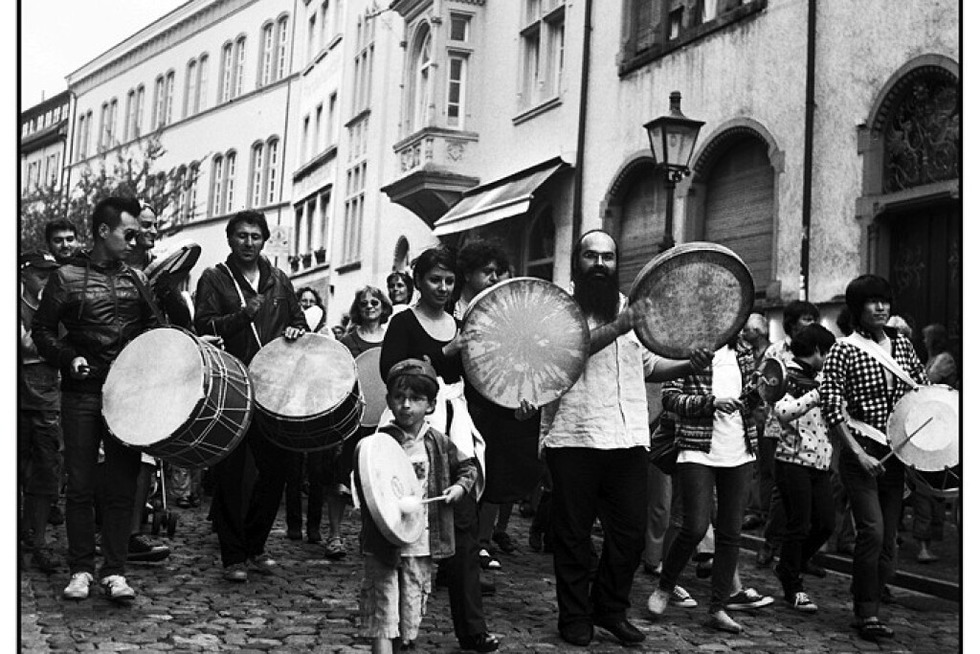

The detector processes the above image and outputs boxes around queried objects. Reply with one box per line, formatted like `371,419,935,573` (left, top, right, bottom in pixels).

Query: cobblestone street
18,496,960,653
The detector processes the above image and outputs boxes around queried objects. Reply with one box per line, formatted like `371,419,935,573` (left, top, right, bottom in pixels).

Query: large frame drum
249,333,363,451
628,242,754,359
356,432,425,546
102,327,253,468
460,277,590,409
354,348,387,428
887,384,960,499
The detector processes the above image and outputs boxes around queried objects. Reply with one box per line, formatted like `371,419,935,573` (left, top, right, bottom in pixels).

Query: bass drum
102,327,253,468
628,242,754,359
249,333,363,451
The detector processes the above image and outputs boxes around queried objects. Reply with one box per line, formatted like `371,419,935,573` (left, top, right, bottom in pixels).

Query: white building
20,91,72,197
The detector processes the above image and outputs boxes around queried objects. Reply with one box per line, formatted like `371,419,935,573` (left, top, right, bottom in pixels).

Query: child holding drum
355,358,478,653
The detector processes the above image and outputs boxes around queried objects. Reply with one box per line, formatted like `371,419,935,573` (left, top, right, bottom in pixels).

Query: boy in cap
356,358,478,653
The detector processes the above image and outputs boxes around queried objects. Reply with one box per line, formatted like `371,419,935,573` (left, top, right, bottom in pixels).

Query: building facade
20,91,72,197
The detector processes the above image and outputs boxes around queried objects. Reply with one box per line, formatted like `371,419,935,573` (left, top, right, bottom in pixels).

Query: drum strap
125,269,167,326
843,333,920,389
218,262,264,349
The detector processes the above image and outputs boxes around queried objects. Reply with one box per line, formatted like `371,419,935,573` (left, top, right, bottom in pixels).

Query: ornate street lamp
644,91,705,252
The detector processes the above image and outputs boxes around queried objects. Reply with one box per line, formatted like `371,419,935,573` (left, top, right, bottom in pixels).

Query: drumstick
879,416,934,464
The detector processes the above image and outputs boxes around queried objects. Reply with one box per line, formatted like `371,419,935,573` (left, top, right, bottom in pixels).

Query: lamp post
644,91,705,252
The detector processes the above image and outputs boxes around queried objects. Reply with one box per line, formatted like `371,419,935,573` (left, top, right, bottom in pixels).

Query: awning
432,158,569,236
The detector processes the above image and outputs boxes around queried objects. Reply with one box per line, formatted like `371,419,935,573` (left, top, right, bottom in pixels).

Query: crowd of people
19,199,958,650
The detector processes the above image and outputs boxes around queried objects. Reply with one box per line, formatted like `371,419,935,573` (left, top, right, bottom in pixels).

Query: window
250,143,265,207
76,110,92,160
352,14,375,114
153,75,166,128
47,153,60,188
260,23,275,86
318,189,331,252
622,0,760,65
197,55,209,112
164,71,175,125
185,59,198,117
314,104,323,154
174,166,187,223
220,43,234,102
211,155,224,216
107,98,118,145
450,13,470,42
526,207,556,280
302,115,311,161
327,92,338,145
133,85,145,136
276,17,290,80
342,161,366,264
234,37,246,97
320,1,330,45
99,102,109,149
124,90,135,140
266,138,279,204
224,151,237,213
186,162,200,221
520,0,564,108
447,55,467,128
308,14,317,60
410,24,432,131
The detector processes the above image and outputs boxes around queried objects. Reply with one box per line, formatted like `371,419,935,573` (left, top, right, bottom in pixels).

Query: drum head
628,242,755,359
355,348,387,428
357,433,425,546
887,384,959,472
757,357,787,403
250,333,357,419
145,241,201,289
461,277,589,409
103,328,206,447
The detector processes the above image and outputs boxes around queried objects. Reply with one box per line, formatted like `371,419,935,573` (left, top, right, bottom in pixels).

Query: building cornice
67,0,264,95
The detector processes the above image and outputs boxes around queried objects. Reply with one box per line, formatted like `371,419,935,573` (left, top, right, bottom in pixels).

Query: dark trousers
211,423,291,567
838,445,904,619
285,451,327,534
448,492,486,639
660,462,752,613
62,392,141,578
547,446,647,628
773,461,834,597
759,437,786,545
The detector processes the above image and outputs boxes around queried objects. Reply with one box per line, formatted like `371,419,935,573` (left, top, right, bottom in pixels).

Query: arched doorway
603,157,665,294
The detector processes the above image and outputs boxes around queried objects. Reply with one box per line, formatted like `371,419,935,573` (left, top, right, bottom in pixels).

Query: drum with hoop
460,277,590,409
355,348,387,428
145,240,201,292
742,357,788,404
628,242,755,359
102,327,253,468
356,432,426,546
249,333,363,451
887,384,960,498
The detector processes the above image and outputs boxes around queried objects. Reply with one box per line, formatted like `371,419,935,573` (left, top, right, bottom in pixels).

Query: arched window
220,42,234,102
224,150,238,213
211,155,224,216
234,37,247,96
411,25,433,131
197,55,209,112
250,142,265,207
259,23,275,86
276,16,290,80
266,138,280,204
185,59,198,117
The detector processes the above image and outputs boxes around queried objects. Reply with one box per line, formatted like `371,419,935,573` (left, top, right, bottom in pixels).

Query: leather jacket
193,255,306,365
31,253,160,394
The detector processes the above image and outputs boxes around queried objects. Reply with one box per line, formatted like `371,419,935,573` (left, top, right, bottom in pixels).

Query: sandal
324,537,346,560
855,617,894,641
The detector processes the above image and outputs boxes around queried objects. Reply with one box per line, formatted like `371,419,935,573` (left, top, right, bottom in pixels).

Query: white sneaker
669,585,698,608
724,587,774,611
63,572,94,600
647,587,671,616
101,575,136,602
789,591,818,613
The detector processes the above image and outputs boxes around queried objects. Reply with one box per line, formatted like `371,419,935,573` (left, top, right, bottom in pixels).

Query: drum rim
357,433,425,545
459,276,590,409
146,242,202,286
627,241,754,359
354,347,387,427
757,357,787,404
886,384,959,472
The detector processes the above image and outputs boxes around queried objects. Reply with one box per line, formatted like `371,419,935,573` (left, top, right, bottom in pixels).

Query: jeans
285,450,327,534
759,437,785,546
62,392,141,578
773,461,834,597
643,461,672,568
447,492,486,639
547,447,647,628
912,488,945,542
19,364,63,499
659,462,752,613
838,443,905,619
210,423,291,566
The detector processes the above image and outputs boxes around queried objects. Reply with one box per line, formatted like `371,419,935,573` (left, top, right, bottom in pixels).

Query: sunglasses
359,299,381,308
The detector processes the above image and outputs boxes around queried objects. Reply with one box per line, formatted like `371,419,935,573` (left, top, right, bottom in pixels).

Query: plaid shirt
662,340,760,454
820,327,927,435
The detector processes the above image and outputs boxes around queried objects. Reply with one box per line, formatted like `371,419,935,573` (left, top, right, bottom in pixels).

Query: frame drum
355,348,387,428
249,333,363,451
356,433,425,546
888,384,959,498
461,277,589,409
145,240,201,291
628,242,755,359
102,327,253,468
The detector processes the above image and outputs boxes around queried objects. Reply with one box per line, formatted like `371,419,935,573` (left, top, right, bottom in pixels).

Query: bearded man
539,230,710,647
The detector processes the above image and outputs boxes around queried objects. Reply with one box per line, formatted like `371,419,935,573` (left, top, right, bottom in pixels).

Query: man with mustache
539,230,711,646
